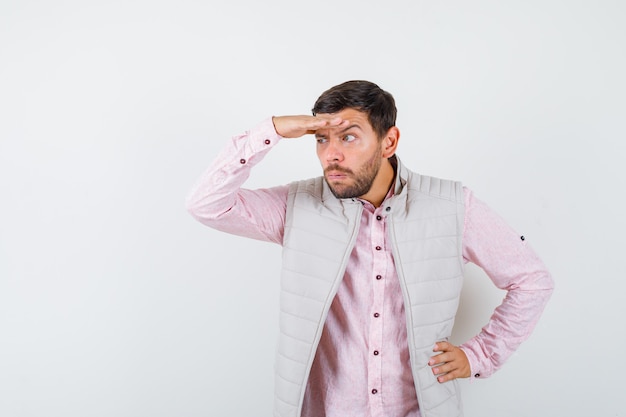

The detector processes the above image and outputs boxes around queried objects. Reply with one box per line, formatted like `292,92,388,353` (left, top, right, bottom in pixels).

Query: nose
325,139,344,163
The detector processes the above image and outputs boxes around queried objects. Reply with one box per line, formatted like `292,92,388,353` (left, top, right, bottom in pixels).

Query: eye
343,134,356,142
316,137,328,144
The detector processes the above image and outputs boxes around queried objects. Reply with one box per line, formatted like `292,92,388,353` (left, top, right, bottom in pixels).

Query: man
186,80,553,417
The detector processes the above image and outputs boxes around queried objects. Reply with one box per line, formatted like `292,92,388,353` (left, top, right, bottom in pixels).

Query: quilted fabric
275,159,465,417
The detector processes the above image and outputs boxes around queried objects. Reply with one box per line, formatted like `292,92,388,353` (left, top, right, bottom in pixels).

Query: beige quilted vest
275,158,465,417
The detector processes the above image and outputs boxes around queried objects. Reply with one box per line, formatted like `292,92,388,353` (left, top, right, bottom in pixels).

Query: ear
381,126,400,158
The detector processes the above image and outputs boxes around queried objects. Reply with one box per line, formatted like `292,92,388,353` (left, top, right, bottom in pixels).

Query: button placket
368,206,387,410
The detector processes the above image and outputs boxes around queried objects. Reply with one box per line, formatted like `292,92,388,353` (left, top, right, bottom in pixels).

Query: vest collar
320,154,410,206
391,154,409,197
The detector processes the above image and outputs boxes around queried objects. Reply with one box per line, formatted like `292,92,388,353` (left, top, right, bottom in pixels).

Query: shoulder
288,176,325,196
286,177,327,213
403,168,464,204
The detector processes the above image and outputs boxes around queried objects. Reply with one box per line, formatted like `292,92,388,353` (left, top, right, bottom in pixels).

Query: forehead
325,108,369,123
317,108,374,134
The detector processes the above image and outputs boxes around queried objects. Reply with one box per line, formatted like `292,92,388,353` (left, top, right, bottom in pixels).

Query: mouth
325,171,350,181
325,165,352,181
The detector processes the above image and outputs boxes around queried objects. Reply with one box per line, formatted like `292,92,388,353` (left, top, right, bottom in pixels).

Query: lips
326,171,348,180
325,168,354,182
325,165,352,181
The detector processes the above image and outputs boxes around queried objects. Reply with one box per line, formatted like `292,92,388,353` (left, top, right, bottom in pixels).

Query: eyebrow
315,124,363,139
340,124,362,134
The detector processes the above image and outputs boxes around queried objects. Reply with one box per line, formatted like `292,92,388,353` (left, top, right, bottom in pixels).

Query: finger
428,352,450,366
306,118,350,136
431,360,459,376
433,341,453,353
436,369,463,383
274,115,322,138
430,352,470,382
313,117,348,130
329,117,350,127
304,117,339,130
313,114,342,122
429,343,455,365
432,360,465,382
314,113,351,124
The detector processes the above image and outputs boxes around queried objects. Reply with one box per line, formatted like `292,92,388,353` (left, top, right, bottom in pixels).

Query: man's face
315,108,384,200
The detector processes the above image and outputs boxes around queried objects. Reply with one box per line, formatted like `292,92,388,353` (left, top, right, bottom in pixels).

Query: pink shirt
186,118,554,417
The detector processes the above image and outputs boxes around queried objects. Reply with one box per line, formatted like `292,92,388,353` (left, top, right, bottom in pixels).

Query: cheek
316,149,324,165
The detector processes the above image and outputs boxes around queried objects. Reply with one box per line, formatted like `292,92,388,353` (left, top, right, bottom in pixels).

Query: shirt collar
357,154,403,209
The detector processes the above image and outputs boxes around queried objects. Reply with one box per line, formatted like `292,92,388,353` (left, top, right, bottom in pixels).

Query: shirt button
375,275,382,280
239,158,246,164
371,389,378,394
264,139,271,145
385,207,391,212
375,245,381,251
376,215,382,221
373,350,379,356
373,312,380,318
474,373,481,378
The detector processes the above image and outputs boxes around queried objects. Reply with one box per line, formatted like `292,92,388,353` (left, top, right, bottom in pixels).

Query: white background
1,1,625,416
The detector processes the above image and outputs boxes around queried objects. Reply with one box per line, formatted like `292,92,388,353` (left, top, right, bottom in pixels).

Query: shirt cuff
460,338,494,380
246,117,283,154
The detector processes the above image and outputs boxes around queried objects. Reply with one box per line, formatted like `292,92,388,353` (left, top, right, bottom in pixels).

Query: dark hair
312,80,397,139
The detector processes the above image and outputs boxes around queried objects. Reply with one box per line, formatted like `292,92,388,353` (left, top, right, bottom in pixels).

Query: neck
360,158,395,208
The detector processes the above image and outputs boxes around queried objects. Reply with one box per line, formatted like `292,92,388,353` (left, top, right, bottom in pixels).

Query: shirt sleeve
458,187,554,379
185,117,289,245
